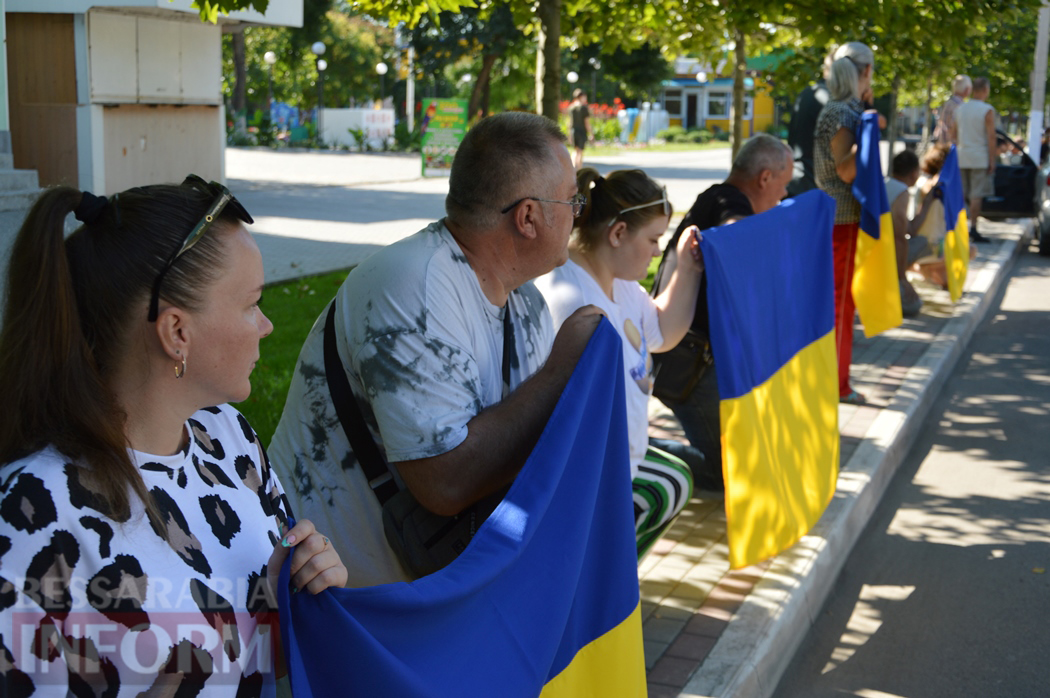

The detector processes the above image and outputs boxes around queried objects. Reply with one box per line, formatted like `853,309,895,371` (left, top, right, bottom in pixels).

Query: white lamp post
311,42,327,145
588,57,601,102
376,62,388,104
263,50,277,110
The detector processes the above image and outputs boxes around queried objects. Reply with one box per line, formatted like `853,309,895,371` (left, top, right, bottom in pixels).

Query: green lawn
235,269,352,447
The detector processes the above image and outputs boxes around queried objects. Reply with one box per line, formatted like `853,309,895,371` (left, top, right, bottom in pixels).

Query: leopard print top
0,404,291,697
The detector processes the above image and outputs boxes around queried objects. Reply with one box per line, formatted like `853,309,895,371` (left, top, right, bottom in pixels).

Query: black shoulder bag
323,301,511,579
649,236,713,403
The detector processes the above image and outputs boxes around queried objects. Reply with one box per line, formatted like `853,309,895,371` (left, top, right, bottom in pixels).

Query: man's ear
154,306,190,362
607,220,629,247
511,200,542,240
758,168,773,188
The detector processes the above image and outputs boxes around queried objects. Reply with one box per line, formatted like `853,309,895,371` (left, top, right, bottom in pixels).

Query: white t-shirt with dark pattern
268,220,555,587
0,404,289,697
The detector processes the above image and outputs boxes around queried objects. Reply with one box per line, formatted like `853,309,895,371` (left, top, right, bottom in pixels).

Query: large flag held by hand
851,112,903,337
278,320,646,698
701,189,841,570
937,146,970,302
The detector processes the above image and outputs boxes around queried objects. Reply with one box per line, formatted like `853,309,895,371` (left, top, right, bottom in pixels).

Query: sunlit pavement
643,219,1032,697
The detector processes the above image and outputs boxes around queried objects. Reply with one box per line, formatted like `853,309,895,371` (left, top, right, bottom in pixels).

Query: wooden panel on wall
7,12,79,186
102,104,221,194
89,12,138,103
137,16,181,101
179,20,221,103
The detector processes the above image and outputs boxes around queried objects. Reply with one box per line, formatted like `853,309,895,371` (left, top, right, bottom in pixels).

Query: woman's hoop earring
175,357,187,379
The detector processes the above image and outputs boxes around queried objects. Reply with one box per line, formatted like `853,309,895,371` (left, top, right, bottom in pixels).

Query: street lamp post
376,62,388,106
311,42,326,146
588,57,601,103
264,51,277,110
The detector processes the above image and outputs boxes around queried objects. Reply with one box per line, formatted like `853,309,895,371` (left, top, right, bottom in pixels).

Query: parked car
981,130,1038,221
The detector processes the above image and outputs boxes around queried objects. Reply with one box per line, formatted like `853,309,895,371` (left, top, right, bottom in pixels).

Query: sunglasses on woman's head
616,185,669,217
147,175,254,322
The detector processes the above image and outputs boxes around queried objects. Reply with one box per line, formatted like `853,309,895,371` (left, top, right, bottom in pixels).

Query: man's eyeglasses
501,194,587,217
147,174,254,322
616,185,669,217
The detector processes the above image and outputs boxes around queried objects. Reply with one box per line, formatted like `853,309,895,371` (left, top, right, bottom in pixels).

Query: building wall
7,0,302,28
662,80,775,137
82,9,225,193
100,104,223,193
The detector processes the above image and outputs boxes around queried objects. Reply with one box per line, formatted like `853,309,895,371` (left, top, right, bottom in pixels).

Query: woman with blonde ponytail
813,41,880,406
535,167,703,558
0,178,345,695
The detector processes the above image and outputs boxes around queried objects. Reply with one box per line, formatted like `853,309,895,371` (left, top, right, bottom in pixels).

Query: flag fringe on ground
701,189,841,570
278,320,646,698
851,112,903,338
938,146,970,302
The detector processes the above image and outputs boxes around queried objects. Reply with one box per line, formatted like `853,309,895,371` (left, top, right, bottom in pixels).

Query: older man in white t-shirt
269,113,602,586
951,76,997,242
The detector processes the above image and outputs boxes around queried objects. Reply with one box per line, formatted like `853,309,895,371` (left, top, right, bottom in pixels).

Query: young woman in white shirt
535,167,704,557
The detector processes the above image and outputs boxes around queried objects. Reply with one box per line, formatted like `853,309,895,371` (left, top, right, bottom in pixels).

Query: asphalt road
772,242,1050,698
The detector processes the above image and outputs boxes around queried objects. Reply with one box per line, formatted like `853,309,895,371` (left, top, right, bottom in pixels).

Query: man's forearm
395,310,603,516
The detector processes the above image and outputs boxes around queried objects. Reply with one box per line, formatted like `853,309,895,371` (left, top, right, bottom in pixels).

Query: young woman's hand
675,225,705,276
267,519,347,602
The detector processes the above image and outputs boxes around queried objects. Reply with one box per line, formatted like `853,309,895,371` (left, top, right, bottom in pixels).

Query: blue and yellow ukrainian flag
278,320,645,697
701,190,841,570
851,112,903,337
937,146,970,302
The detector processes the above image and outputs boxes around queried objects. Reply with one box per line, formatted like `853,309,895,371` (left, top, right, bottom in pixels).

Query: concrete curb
680,221,1032,698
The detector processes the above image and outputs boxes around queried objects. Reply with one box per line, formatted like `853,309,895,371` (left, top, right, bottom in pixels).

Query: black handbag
649,243,713,403
322,301,510,579
651,329,712,403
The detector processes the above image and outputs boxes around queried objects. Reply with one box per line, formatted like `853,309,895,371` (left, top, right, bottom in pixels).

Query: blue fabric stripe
699,189,836,401
852,112,890,239
938,146,967,230
278,319,641,697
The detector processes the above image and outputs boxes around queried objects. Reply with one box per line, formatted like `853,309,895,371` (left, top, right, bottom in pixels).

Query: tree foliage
192,0,269,22
222,10,393,113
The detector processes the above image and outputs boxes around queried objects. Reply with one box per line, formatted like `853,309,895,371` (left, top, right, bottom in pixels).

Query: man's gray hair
972,76,990,93
730,133,792,179
826,42,874,101
952,74,972,94
446,112,567,229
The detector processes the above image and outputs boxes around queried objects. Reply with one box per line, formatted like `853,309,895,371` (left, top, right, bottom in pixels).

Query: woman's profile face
615,214,670,282
185,225,273,407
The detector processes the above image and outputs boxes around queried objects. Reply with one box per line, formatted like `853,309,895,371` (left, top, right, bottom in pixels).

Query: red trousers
832,223,858,397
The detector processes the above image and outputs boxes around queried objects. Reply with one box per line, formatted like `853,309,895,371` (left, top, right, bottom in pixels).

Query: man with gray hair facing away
269,112,603,586
934,74,972,145
951,76,997,242
649,133,794,487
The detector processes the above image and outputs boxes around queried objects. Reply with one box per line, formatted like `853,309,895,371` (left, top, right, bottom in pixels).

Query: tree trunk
919,74,934,153
731,29,746,161
232,30,247,134
469,53,498,120
536,0,561,120
887,75,901,163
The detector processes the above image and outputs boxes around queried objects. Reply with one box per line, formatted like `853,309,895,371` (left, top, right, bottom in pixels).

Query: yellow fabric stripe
540,603,647,698
852,212,902,337
720,332,840,569
944,208,970,302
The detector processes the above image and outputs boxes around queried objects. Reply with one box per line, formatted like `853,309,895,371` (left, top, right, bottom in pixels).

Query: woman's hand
674,225,705,276
266,519,347,602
